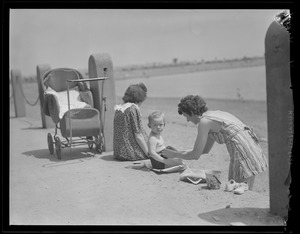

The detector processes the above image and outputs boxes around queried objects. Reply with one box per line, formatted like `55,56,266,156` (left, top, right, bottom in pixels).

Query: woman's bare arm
202,135,215,154
135,132,148,155
162,118,212,160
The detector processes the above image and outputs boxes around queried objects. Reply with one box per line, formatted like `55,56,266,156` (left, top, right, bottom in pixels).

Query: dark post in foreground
265,20,292,219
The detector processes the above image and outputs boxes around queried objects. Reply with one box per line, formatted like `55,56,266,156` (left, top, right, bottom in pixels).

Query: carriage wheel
55,136,62,160
95,133,104,154
47,133,54,154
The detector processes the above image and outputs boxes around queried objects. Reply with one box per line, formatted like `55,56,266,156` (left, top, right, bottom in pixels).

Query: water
115,66,266,101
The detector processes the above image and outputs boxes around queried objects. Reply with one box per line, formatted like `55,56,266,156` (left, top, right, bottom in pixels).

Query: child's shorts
150,146,177,169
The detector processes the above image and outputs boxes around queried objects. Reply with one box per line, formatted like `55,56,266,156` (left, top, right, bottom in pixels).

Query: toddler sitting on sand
147,111,183,169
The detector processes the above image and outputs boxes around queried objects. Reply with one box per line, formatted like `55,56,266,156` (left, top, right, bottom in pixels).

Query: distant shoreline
113,57,265,80
19,57,265,82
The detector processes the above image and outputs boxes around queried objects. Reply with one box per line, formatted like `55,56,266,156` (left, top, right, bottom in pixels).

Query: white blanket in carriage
45,87,92,119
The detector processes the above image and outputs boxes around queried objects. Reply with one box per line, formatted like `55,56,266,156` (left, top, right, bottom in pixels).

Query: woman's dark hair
178,95,208,116
122,83,147,104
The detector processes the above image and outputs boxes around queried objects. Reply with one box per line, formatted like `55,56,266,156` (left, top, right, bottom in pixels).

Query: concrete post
265,21,292,219
88,53,116,152
36,64,55,128
11,69,26,117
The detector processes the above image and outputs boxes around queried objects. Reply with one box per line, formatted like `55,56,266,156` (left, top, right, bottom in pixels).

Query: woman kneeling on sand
162,95,268,190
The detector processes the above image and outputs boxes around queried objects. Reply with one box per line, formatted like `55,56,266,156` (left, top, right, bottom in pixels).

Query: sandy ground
8,95,286,227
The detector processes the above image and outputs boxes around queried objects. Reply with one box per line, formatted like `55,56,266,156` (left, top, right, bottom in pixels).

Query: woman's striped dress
202,110,268,182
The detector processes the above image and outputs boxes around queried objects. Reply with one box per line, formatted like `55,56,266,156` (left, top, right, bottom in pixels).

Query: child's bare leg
164,158,183,168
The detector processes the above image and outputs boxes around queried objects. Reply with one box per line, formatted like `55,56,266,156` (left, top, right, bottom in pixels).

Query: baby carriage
43,68,106,159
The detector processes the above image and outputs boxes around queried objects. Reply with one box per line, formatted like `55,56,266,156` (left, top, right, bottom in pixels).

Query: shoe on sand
233,182,249,195
225,179,237,192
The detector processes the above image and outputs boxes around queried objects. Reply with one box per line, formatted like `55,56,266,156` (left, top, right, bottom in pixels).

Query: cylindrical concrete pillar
36,64,55,128
88,53,116,152
265,21,292,219
11,69,26,117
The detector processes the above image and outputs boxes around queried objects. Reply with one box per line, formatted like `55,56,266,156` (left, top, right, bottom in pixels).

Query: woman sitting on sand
162,95,268,190
113,83,149,161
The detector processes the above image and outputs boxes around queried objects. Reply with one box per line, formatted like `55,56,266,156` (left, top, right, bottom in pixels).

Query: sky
10,9,284,77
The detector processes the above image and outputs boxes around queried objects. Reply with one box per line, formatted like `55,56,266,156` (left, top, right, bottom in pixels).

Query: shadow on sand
20,126,44,130
23,147,97,162
198,207,285,226
98,154,152,172
99,154,116,161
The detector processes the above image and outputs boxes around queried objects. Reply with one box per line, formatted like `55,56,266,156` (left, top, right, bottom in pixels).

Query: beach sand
9,84,286,226
10,92,270,196
131,96,269,196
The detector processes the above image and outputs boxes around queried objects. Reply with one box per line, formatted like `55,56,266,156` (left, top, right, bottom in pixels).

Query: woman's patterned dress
201,110,268,182
113,103,149,161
